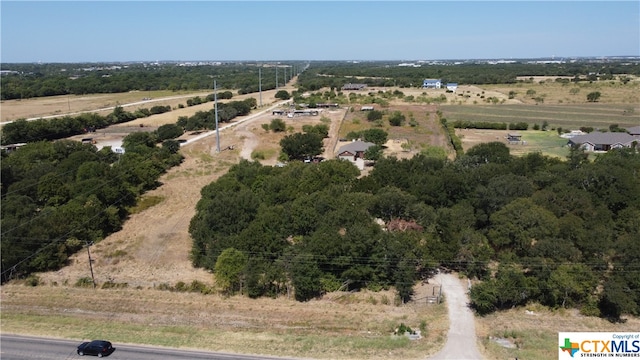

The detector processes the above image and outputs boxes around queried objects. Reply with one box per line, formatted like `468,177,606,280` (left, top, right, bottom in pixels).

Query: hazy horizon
2,1,639,63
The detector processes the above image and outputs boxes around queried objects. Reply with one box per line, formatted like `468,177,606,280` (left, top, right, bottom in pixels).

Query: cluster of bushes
155,280,212,294
449,120,530,131
440,118,464,157
345,128,388,145
451,120,508,130
176,98,257,131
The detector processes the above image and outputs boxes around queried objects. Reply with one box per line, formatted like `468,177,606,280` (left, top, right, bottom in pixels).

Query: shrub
252,150,265,160
508,122,528,131
388,111,405,126
269,118,286,132
367,110,383,121
101,281,128,289
25,275,40,286
395,323,416,335
75,277,95,288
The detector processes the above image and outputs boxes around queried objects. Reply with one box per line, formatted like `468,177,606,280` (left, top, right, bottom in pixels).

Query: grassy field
442,78,639,133
476,304,640,360
0,284,449,360
441,103,639,131
482,78,640,106
456,129,571,158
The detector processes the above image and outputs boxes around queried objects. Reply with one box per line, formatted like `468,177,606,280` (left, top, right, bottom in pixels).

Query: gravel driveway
429,272,483,359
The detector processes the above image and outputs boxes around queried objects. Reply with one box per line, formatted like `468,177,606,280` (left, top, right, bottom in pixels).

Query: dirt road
429,273,483,360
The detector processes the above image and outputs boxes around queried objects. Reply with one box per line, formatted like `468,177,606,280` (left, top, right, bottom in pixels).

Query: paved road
0,334,301,360
429,273,483,360
181,100,291,147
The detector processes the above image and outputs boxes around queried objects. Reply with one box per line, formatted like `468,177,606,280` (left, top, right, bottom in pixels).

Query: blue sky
1,1,639,62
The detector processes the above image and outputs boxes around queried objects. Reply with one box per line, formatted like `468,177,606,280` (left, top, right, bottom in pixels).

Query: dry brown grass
3,82,638,359
483,77,640,105
476,305,640,360
1,283,448,359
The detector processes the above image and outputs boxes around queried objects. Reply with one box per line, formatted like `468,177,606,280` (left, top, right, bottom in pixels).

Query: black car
77,340,115,357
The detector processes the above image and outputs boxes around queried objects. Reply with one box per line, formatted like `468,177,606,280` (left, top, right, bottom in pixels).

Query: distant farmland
440,103,639,131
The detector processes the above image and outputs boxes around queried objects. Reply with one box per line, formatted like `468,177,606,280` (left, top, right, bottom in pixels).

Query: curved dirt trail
429,273,483,360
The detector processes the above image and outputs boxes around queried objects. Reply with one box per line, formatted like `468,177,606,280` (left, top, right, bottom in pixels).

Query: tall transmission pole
275,65,278,89
259,67,262,107
214,80,220,153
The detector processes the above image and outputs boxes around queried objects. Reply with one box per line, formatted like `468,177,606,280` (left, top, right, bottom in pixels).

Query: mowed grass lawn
456,129,571,158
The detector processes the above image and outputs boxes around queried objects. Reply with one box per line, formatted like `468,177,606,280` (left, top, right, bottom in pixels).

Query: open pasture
456,129,570,158
482,78,640,105
441,103,639,131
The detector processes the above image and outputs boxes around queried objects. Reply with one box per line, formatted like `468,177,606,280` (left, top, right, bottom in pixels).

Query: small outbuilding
342,83,367,91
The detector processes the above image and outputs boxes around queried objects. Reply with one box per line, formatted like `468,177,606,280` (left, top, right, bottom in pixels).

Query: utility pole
275,65,278,89
214,80,220,153
86,241,96,289
259,67,262,107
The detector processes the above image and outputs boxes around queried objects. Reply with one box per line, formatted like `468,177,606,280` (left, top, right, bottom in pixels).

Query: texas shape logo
560,338,580,357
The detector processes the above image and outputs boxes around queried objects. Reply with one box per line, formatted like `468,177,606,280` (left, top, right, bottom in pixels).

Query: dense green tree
488,198,559,256
465,141,512,165
302,124,329,138
290,253,323,301
279,132,323,161
360,128,388,145
546,263,597,308
156,124,184,141
275,90,291,100
214,248,248,295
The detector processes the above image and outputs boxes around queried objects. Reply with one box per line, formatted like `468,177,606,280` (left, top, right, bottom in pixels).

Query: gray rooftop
627,125,640,135
569,131,638,146
337,140,375,154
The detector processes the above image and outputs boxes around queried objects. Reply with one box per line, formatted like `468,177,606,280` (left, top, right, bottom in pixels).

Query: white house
446,83,458,92
423,79,442,89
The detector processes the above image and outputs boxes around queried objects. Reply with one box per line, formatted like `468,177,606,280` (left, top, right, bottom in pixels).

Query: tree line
1,95,256,146
0,62,304,100
189,144,639,319
1,131,184,283
294,61,640,91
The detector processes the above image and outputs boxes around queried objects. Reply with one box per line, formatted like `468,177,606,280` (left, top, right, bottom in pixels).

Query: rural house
342,83,367,91
337,140,375,170
568,131,640,152
628,126,640,136
446,83,458,92
422,79,442,89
